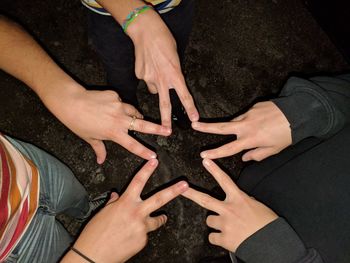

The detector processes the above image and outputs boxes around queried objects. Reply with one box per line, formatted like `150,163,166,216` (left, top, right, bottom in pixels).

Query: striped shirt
82,0,182,15
0,135,40,261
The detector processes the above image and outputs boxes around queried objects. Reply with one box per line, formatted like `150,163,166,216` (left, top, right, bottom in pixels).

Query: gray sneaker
79,191,110,221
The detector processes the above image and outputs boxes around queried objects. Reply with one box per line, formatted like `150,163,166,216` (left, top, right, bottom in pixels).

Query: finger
116,134,157,160
202,159,241,197
242,147,276,162
200,139,250,159
232,114,246,122
126,159,159,197
158,88,172,128
147,83,158,94
106,192,119,205
206,215,221,230
192,121,238,135
143,181,189,214
133,119,172,136
146,215,167,232
123,103,143,119
208,232,222,247
181,188,223,213
172,78,199,121
89,139,107,164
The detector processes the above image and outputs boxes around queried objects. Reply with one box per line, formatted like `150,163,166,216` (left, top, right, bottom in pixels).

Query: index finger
125,159,159,197
202,159,241,198
192,121,239,135
142,180,189,214
114,134,157,160
133,119,172,137
181,188,223,214
172,77,199,122
201,139,250,159
158,88,172,129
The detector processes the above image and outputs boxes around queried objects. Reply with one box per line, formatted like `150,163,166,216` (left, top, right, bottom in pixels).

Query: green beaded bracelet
122,5,152,32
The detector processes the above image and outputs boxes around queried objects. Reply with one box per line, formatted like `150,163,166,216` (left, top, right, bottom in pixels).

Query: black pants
238,125,350,263
87,0,195,106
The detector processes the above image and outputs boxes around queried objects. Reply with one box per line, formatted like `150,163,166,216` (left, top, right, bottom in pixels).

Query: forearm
96,0,146,24
96,0,167,43
272,75,350,144
0,16,83,101
310,74,350,127
0,16,86,126
234,218,324,263
61,250,90,263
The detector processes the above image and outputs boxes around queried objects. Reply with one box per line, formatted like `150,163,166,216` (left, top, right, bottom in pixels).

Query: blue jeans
4,137,89,263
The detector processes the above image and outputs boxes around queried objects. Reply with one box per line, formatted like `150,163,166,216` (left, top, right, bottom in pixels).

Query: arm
0,16,171,163
61,159,188,263
182,159,324,263
192,74,350,162
272,75,350,144
234,218,324,263
96,0,199,128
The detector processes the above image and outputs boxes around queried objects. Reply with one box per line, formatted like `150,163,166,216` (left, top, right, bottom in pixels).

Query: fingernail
200,151,207,158
149,158,158,166
177,181,189,190
192,122,200,129
162,215,168,223
150,153,157,159
203,158,211,166
163,127,172,135
191,113,199,121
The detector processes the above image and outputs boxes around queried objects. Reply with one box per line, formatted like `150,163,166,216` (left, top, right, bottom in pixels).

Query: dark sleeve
271,74,350,144
232,218,324,263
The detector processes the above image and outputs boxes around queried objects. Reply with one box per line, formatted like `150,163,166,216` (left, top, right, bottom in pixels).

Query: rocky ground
0,0,349,262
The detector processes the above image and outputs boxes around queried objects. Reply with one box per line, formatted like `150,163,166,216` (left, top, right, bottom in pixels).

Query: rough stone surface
0,0,349,262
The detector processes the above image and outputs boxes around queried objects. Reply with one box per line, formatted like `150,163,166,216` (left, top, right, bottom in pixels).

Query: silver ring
128,116,137,131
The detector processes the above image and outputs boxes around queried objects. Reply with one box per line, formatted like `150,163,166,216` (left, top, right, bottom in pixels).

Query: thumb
106,192,119,205
146,215,168,232
147,83,158,94
242,147,275,162
89,139,107,164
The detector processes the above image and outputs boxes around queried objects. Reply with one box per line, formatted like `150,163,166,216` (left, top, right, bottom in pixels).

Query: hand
128,10,199,128
64,159,189,263
192,101,291,161
182,159,278,252
44,86,172,163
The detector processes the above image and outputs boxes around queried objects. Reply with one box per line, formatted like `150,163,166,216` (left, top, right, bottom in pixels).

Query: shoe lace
88,192,109,215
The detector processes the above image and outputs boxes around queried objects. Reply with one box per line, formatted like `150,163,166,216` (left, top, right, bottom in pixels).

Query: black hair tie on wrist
71,247,96,263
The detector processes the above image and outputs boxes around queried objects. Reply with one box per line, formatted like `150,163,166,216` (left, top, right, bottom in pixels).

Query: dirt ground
0,0,349,262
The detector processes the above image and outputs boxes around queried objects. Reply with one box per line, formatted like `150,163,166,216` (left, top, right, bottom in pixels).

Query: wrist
38,80,86,121
122,5,153,32
72,238,125,263
236,218,307,263
61,249,92,263
39,80,85,104
126,9,167,44
97,0,146,25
